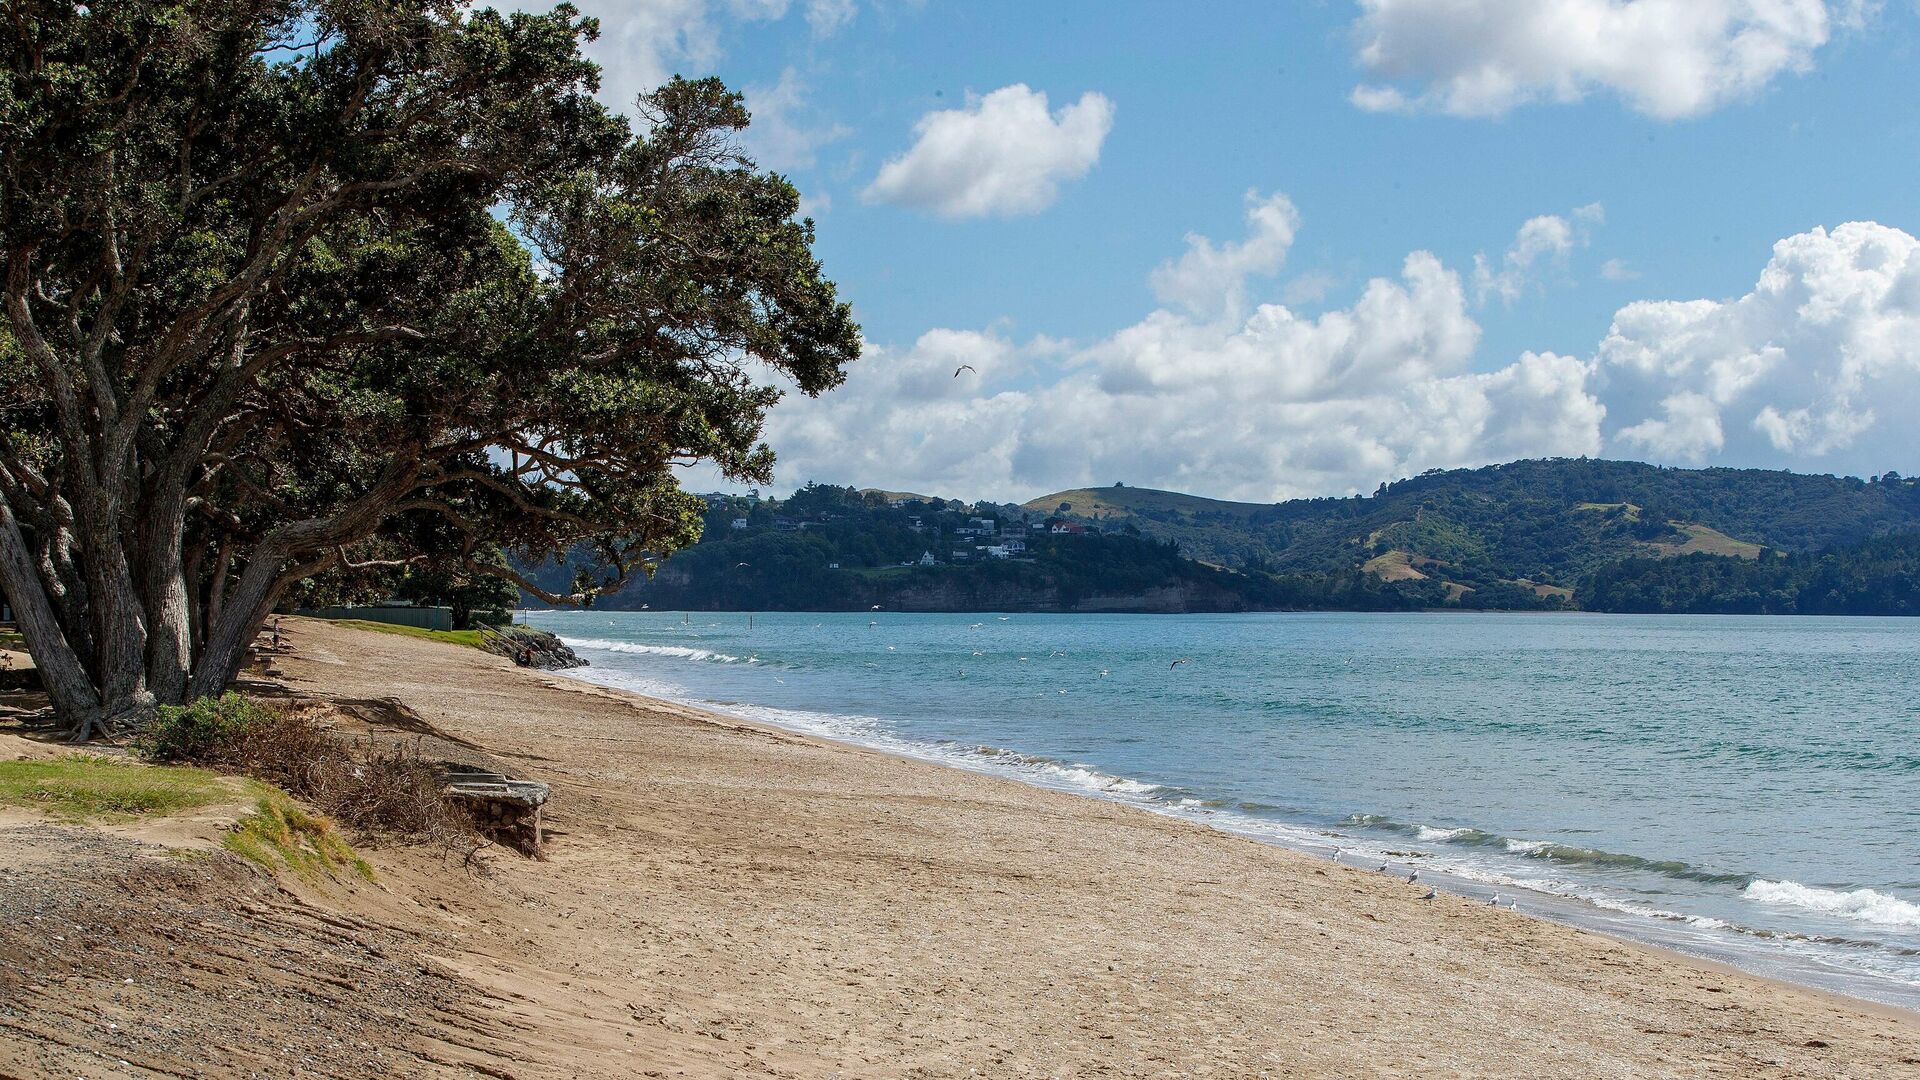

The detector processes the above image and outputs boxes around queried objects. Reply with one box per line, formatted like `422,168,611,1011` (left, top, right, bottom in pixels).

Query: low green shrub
141,692,277,764
139,693,475,849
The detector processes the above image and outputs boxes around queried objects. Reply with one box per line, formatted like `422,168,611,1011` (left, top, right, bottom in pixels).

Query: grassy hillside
1027,459,1920,596
1028,486,1264,522
518,461,1920,614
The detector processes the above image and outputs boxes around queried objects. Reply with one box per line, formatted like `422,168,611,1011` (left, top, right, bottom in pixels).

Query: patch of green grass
0,756,231,822
325,619,488,649
1573,501,1644,521
0,626,25,651
1361,549,1429,582
1655,523,1765,560
223,790,374,883
1022,486,1258,521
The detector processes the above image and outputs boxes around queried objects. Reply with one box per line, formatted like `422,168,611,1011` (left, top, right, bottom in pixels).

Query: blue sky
564,0,1920,502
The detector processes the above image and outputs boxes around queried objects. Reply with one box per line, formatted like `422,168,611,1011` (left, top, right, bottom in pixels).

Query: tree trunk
188,550,282,701
81,564,154,738
141,493,193,705
0,496,105,728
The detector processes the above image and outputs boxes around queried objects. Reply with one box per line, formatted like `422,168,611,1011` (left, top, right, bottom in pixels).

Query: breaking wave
1342,814,1751,885
1744,881,1920,928
565,639,759,665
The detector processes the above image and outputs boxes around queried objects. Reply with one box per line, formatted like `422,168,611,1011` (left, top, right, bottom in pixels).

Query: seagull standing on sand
1489,895,1500,906
1420,888,1437,901
1406,870,1419,884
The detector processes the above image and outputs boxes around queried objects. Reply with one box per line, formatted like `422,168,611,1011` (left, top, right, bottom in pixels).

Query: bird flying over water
954,364,976,377
1170,658,1190,668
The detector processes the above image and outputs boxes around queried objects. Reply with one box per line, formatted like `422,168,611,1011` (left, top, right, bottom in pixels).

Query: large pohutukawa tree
0,0,859,738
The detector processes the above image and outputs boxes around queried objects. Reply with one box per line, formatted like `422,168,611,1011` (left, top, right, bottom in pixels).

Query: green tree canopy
0,0,858,737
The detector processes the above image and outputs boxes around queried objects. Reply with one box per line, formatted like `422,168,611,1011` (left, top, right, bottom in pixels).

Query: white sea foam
566,639,754,664
1586,896,1729,931
1504,839,1552,855
1744,880,1920,928
1417,826,1472,842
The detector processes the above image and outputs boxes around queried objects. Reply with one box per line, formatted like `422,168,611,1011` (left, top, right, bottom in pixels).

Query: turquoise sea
523,610,1920,1009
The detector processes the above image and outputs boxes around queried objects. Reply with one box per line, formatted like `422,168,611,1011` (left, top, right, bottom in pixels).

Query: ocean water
522,609,1920,1009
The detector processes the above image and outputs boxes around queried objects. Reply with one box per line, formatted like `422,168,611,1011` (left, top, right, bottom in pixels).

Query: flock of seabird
1329,848,1518,910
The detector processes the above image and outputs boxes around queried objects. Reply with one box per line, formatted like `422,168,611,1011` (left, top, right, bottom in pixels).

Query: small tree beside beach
0,0,859,738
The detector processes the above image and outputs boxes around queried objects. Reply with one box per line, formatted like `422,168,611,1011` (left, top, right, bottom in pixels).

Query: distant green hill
1026,460,1920,601
518,460,1920,614
858,487,941,504
1028,486,1258,521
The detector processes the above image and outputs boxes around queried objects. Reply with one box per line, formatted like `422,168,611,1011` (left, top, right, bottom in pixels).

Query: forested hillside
1583,534,1920,615
1032,459,1920,595
516,460,1920,614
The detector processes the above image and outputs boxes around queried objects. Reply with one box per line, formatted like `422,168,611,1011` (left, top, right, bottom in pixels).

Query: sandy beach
4,616,1919,1078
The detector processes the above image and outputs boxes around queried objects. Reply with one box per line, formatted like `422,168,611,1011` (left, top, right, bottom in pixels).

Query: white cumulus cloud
863,85,1115,219
557,0,860,113
1349,0,1867,120
1473,202,1603,306
1601,220,1920,463
1149,192,1301,321
743,68,851,171
762,201,1608,501
758,210,1920,502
